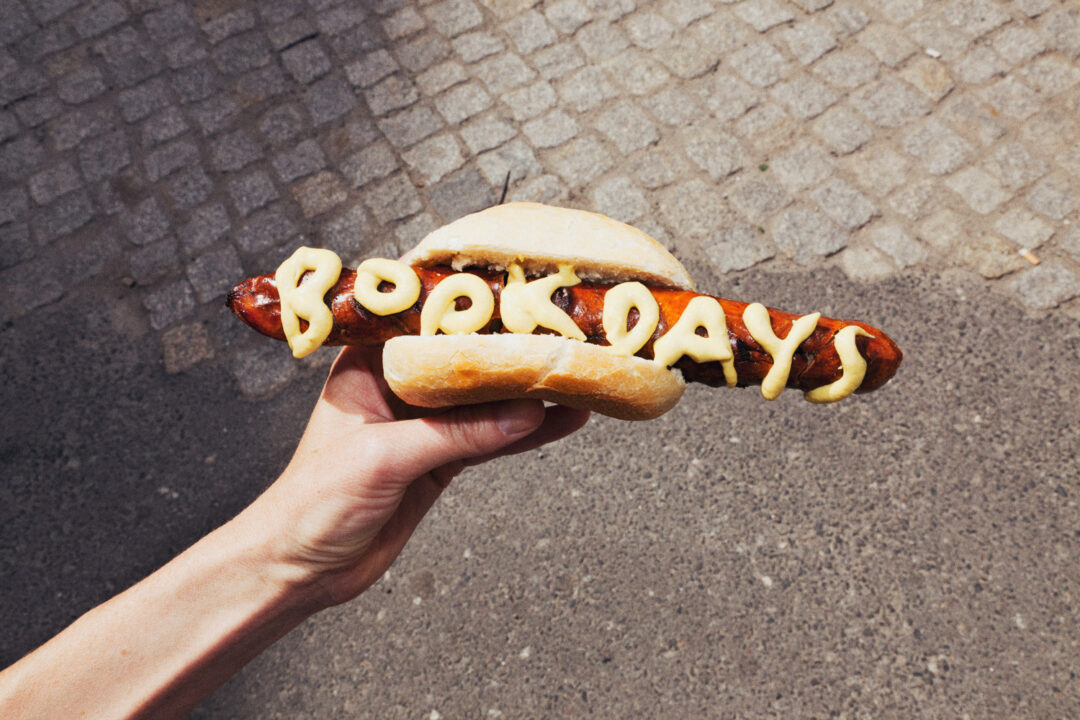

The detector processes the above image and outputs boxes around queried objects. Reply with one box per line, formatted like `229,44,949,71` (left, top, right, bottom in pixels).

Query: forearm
0,500,320,719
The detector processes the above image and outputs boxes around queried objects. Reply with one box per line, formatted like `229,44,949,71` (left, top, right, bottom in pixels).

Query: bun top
400,202,696,291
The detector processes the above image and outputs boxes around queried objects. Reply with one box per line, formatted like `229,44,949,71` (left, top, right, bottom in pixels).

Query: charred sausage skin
227,266,902,394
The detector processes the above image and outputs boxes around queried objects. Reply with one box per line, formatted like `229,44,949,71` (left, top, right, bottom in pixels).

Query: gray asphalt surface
4,261,1079,717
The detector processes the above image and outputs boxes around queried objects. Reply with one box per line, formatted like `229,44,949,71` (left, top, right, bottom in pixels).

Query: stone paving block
827,4,870,35
202,8,256,44
142,108,190,148
237,63,292,102
523,109,579,148
0,187,29,227
130,237,179,284
644,86,701,127
604,49,670,96
211,32,271,76
461,115,518,153
546,0,592,34
1063,225,1080,264
771,142,834,193
943,0,1010,39
346,50,400,88
30,190,95,243
383,7,427,40
1019,56,1080,97
780,20,837,65
163,36,210,70
292,171,349,218
772,207,846,264
179,203,231,253
210,130,261,173
1014,0,1052,17
259,105,305,146
733,0,795,32
79,130,132,182
576,21,629,61
812,105,872,154
544,136,613,186
659,178,736,239
168,166,214,210
980,77,1040,120
508,173,569,203
703,224,776,274
473,53,536,93
504,10,557,54
557,66,618,112
812,47,879,90
533,42,585,79
171,63,219,103
13,95,63,129
868,223,928,268
143,278,196,330
365,74,420,115
268,16,315,50
811,178,875,230
144,138,197,182
945,167,1011,215
888,178,939,221
435,81,492,123
591,175,648,223
1025,175,1077,220
315,4,367,35
363,172,423,224
452,31,504,62
425,0,484,37
1009,262,1080,309
624,12,674,49
403,133,466,181
477,137,543,184
839,245,894,282
121,197,170,246
954,45,1007,84
939,94,1007,146
392,212,439,249
189,94,240,135
231,343,297,397
627,146,688,189
0,111,16,144
661,0,713,27
729,41,789,88
0,135,46,181
905,12,972,62
501,80,556,121
321,205,374,260
56,65,107,105
850,78,931,128
29,163,83,206
427,167,496,221
900,57,955,101
306,75,358,125
770,75,839,120
994,208,1053,250
273,140,328,183
379,104,444,148
729,177,790,224
902,119,973,175
235,207,298,254
395,33,452,72
229,170,279,217
0,222,34,271
326,23,384,63
955,233,1025,278
583,0,635,23
594,100,658,154
282,40,332,84
73,0,130,40
790,0,833,10
418,61,467,95
1040,7,1080,57
162,322,214,374
992,25,1046,66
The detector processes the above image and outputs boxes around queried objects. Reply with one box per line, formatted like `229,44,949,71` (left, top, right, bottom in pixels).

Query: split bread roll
385,202,693,420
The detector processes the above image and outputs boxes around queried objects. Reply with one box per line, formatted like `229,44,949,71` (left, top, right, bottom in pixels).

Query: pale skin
0,346,590,719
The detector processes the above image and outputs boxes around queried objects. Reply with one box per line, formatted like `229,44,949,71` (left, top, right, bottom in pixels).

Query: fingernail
496,399,544,436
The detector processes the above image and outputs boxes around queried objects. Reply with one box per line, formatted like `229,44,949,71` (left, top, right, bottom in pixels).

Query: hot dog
227,203,902,419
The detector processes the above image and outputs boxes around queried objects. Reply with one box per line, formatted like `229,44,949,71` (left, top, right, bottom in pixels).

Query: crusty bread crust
401,202,696,291
383,334,686,421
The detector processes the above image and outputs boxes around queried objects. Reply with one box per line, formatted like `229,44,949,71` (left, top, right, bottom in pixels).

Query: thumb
372,399,546,485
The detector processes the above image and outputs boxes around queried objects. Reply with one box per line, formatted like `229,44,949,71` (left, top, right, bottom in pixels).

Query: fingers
466,405,591,467
367,399,546,486
318,347,396,421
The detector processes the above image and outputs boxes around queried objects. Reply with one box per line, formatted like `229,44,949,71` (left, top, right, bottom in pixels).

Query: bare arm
0,346,590,719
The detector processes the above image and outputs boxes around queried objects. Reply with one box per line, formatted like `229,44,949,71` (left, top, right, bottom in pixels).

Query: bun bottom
382,334,685,421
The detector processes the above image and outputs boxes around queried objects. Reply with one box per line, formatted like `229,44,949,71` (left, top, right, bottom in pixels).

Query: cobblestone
461,115,517,153
403,133,466,181
162,322,214,374
229,171,279,217
1009,263,1080,310
658,178,733,240
235,208,297,254
435,81,492,122
544,136,611,186
734,0,795,32
868,223,928,268
812,48,879,89
130,238,179,284
533,43,585,79
771,142,833,192
292,171,348,218
428,167,496,220
143,279,196,330
452,31,504,62
903,120,973,176
523,110,579,148
729,41,789,88
418,61,467,95
282,40,332,84
945,167,1011,215
811,178,875,230
426,0,484,37
590,175,648,223
378,104,443,147
953,232,1027,278
594,100,658,154
29,163,83,206
504,11,557,54
363,173,423,224
31,190,95,243
1025,175,1077,220
321,206,374,260
347,50,400,88
306,75,357,125
557,66,618,112
703,224,775,274
79,130,132,182
179,203,230,253
546,0,592,34
773,207,846,264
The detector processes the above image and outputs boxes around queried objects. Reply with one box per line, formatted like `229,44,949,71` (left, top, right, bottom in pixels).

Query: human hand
247,345,591,609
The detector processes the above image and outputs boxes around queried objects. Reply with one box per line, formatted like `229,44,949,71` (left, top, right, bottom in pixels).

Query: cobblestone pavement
3,0,1080,397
